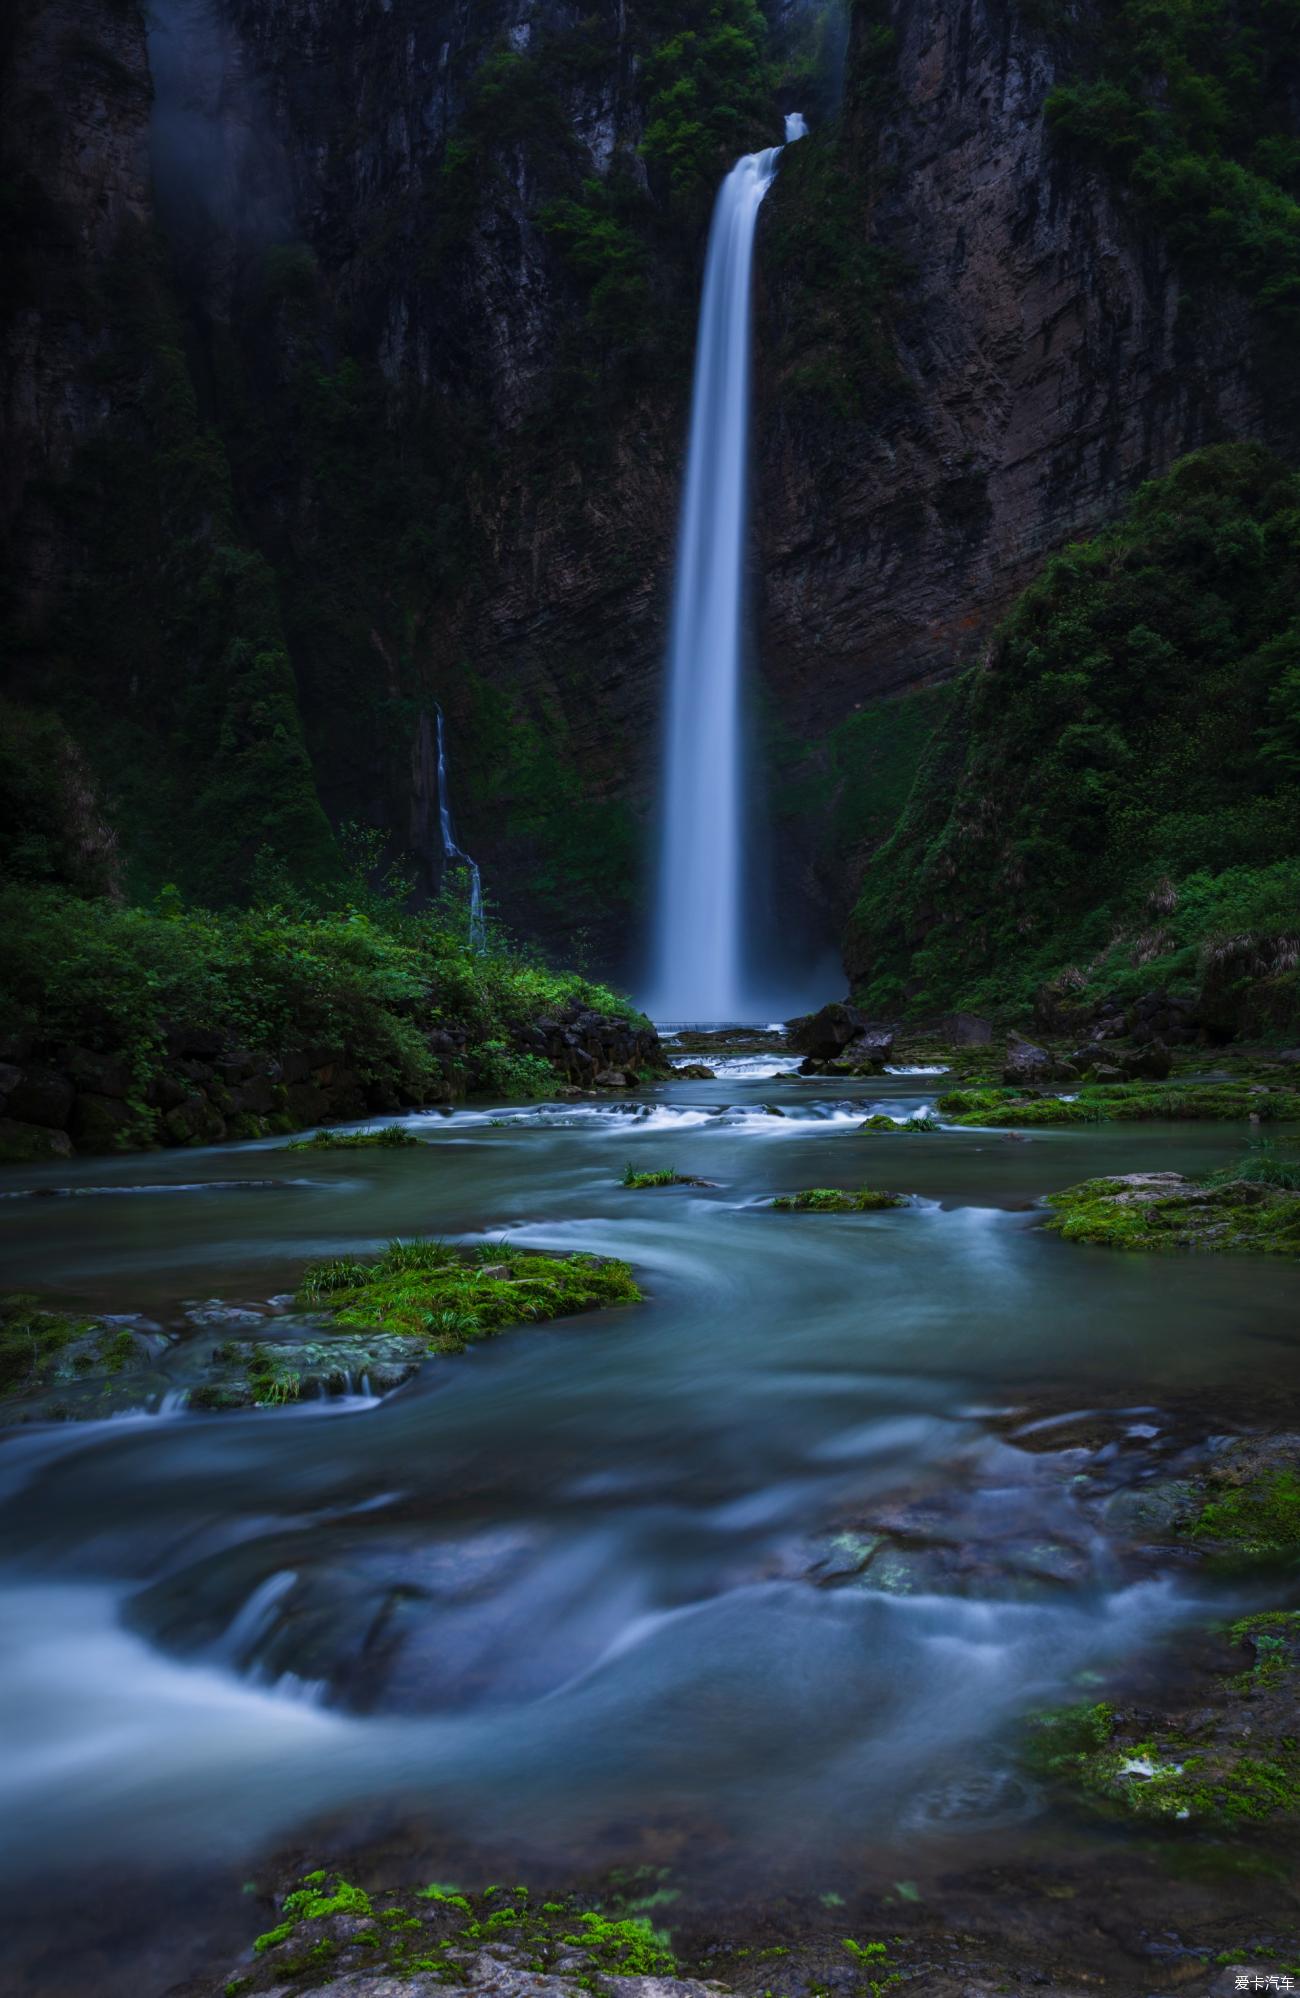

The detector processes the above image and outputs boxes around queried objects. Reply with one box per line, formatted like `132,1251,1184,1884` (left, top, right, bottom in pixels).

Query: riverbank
0,883,664,1163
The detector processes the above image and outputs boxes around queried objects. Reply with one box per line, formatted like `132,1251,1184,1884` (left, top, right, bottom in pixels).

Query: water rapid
648,133,796,1023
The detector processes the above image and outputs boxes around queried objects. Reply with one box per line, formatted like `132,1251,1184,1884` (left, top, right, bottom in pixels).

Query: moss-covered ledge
1043,1172,1300,1258
296,1239,641,1353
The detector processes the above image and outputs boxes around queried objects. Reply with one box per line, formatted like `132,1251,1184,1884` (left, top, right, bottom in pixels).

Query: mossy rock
1025,1613,1300,1829
771,1188,907,1211
943,1082,1300,1127
285,1124,420,1151
1044,1172,1300,1257
296,1240,640,1353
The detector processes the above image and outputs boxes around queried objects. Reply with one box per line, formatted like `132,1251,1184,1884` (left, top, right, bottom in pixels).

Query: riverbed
1,1059,1297,1992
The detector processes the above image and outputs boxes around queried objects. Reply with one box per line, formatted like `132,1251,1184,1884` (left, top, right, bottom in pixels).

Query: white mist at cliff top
646,126,804,1024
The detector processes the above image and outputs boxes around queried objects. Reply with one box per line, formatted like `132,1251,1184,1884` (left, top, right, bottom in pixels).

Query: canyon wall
3,0,1297,973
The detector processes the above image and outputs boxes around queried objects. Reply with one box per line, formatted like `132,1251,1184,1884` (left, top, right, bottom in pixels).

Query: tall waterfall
647,121,803,1023
431,706,485,950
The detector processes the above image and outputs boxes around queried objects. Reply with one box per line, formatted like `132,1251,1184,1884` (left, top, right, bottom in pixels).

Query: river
1,1055,1296,1991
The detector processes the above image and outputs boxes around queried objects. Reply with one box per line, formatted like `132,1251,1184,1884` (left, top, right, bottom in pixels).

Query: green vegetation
1192,1473,1300,1557
848,447,1300,1033
621,1163,681,1188
1025,1611,1300,1827
941,1082,1300,1126
297,1238,641,1351
285,1125,419,1151
641,0,772,208
242,1872,676,1987
1044,1172,1300,1258
0,1294,104,1397
771,1187,906,1210
0,878,649,1140
1044,0,1300,323
859,1111,940,1132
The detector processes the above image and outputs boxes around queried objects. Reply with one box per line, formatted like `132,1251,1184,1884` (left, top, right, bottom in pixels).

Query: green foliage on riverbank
297,1239,641,1350
0,880,649,1110
1044,0,1300,323
847,446,1300,1031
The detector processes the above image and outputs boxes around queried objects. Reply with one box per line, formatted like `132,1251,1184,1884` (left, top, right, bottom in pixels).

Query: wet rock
1002,1035,1054,1086
939,1011,994,1045
70,1091,142,1150
1117,1039,1172,1081
0,1117,73,1162
786,1003,871,1060
673,1063,716,1079
4,1065,74,1128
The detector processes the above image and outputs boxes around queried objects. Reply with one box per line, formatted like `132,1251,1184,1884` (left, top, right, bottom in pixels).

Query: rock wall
3,0,1298,972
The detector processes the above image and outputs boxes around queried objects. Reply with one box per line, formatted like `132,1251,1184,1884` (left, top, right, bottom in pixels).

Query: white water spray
647,122,804,1023
433,706,485,949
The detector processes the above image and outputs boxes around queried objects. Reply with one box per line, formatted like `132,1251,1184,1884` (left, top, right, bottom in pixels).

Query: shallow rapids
1,1061,1296,1988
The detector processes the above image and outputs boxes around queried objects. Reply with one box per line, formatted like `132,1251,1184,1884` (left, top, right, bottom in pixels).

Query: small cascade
421,705,485,949
646,118,805,1024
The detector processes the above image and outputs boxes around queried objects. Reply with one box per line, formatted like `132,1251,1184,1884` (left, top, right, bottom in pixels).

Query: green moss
621,1164,680,1188
297,1239,640,1352
282,1879,373,1922
560,1913,676,1975
946,1083,1300,1127
771,1188,906,1211
1192,1472,1300,1556
0,1294,100,1397
285,1125,419,1151
858,1112,939,1132
1045,1172,1300,1257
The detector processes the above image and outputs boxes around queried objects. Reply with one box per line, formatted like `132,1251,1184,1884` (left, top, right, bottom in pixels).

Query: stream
1,1056,1297,1991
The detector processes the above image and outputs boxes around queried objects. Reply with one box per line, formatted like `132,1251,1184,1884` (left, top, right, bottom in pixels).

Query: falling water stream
433,705,485,949
648,122,804,1023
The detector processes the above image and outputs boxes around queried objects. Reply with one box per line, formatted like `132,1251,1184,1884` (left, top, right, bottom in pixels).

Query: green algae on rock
1043,1173,1300,1258
285,1125,420,1151
771,1188,908,1211
296,1239,641,1352
227,1873,679,1994
940,1082,1300,1126
1024,1612,1300,1828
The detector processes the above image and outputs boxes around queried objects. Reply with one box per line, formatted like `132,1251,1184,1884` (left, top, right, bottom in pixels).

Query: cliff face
755,0,1284,740
2,0,1297,974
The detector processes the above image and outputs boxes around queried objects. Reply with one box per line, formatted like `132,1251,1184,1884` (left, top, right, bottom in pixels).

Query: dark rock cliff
3,0,1297,973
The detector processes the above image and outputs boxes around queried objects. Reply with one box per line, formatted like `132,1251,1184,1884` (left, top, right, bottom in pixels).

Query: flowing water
1,1064,1297,1989
648,136,796,1021
432,705,485,948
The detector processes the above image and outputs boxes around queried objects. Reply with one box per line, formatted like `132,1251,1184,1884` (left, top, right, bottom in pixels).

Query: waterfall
431,706,485,949
647,122,803,1023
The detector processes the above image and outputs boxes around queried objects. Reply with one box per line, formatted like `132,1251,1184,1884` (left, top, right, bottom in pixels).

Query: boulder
62,1047,131,1097
673,1063,716,1079
5,1066,74,1129
0,1118,73,1163
592,1067,637,1088
1118,1039,1172,1081
939,1011,993,1046
785,1002,871,1061
163,1095,227,1146
70,1092,142,1151
1002,1034,1055,1086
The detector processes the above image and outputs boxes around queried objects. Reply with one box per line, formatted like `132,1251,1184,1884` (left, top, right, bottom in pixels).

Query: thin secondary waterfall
648,118,803,1023
432,705,485,949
